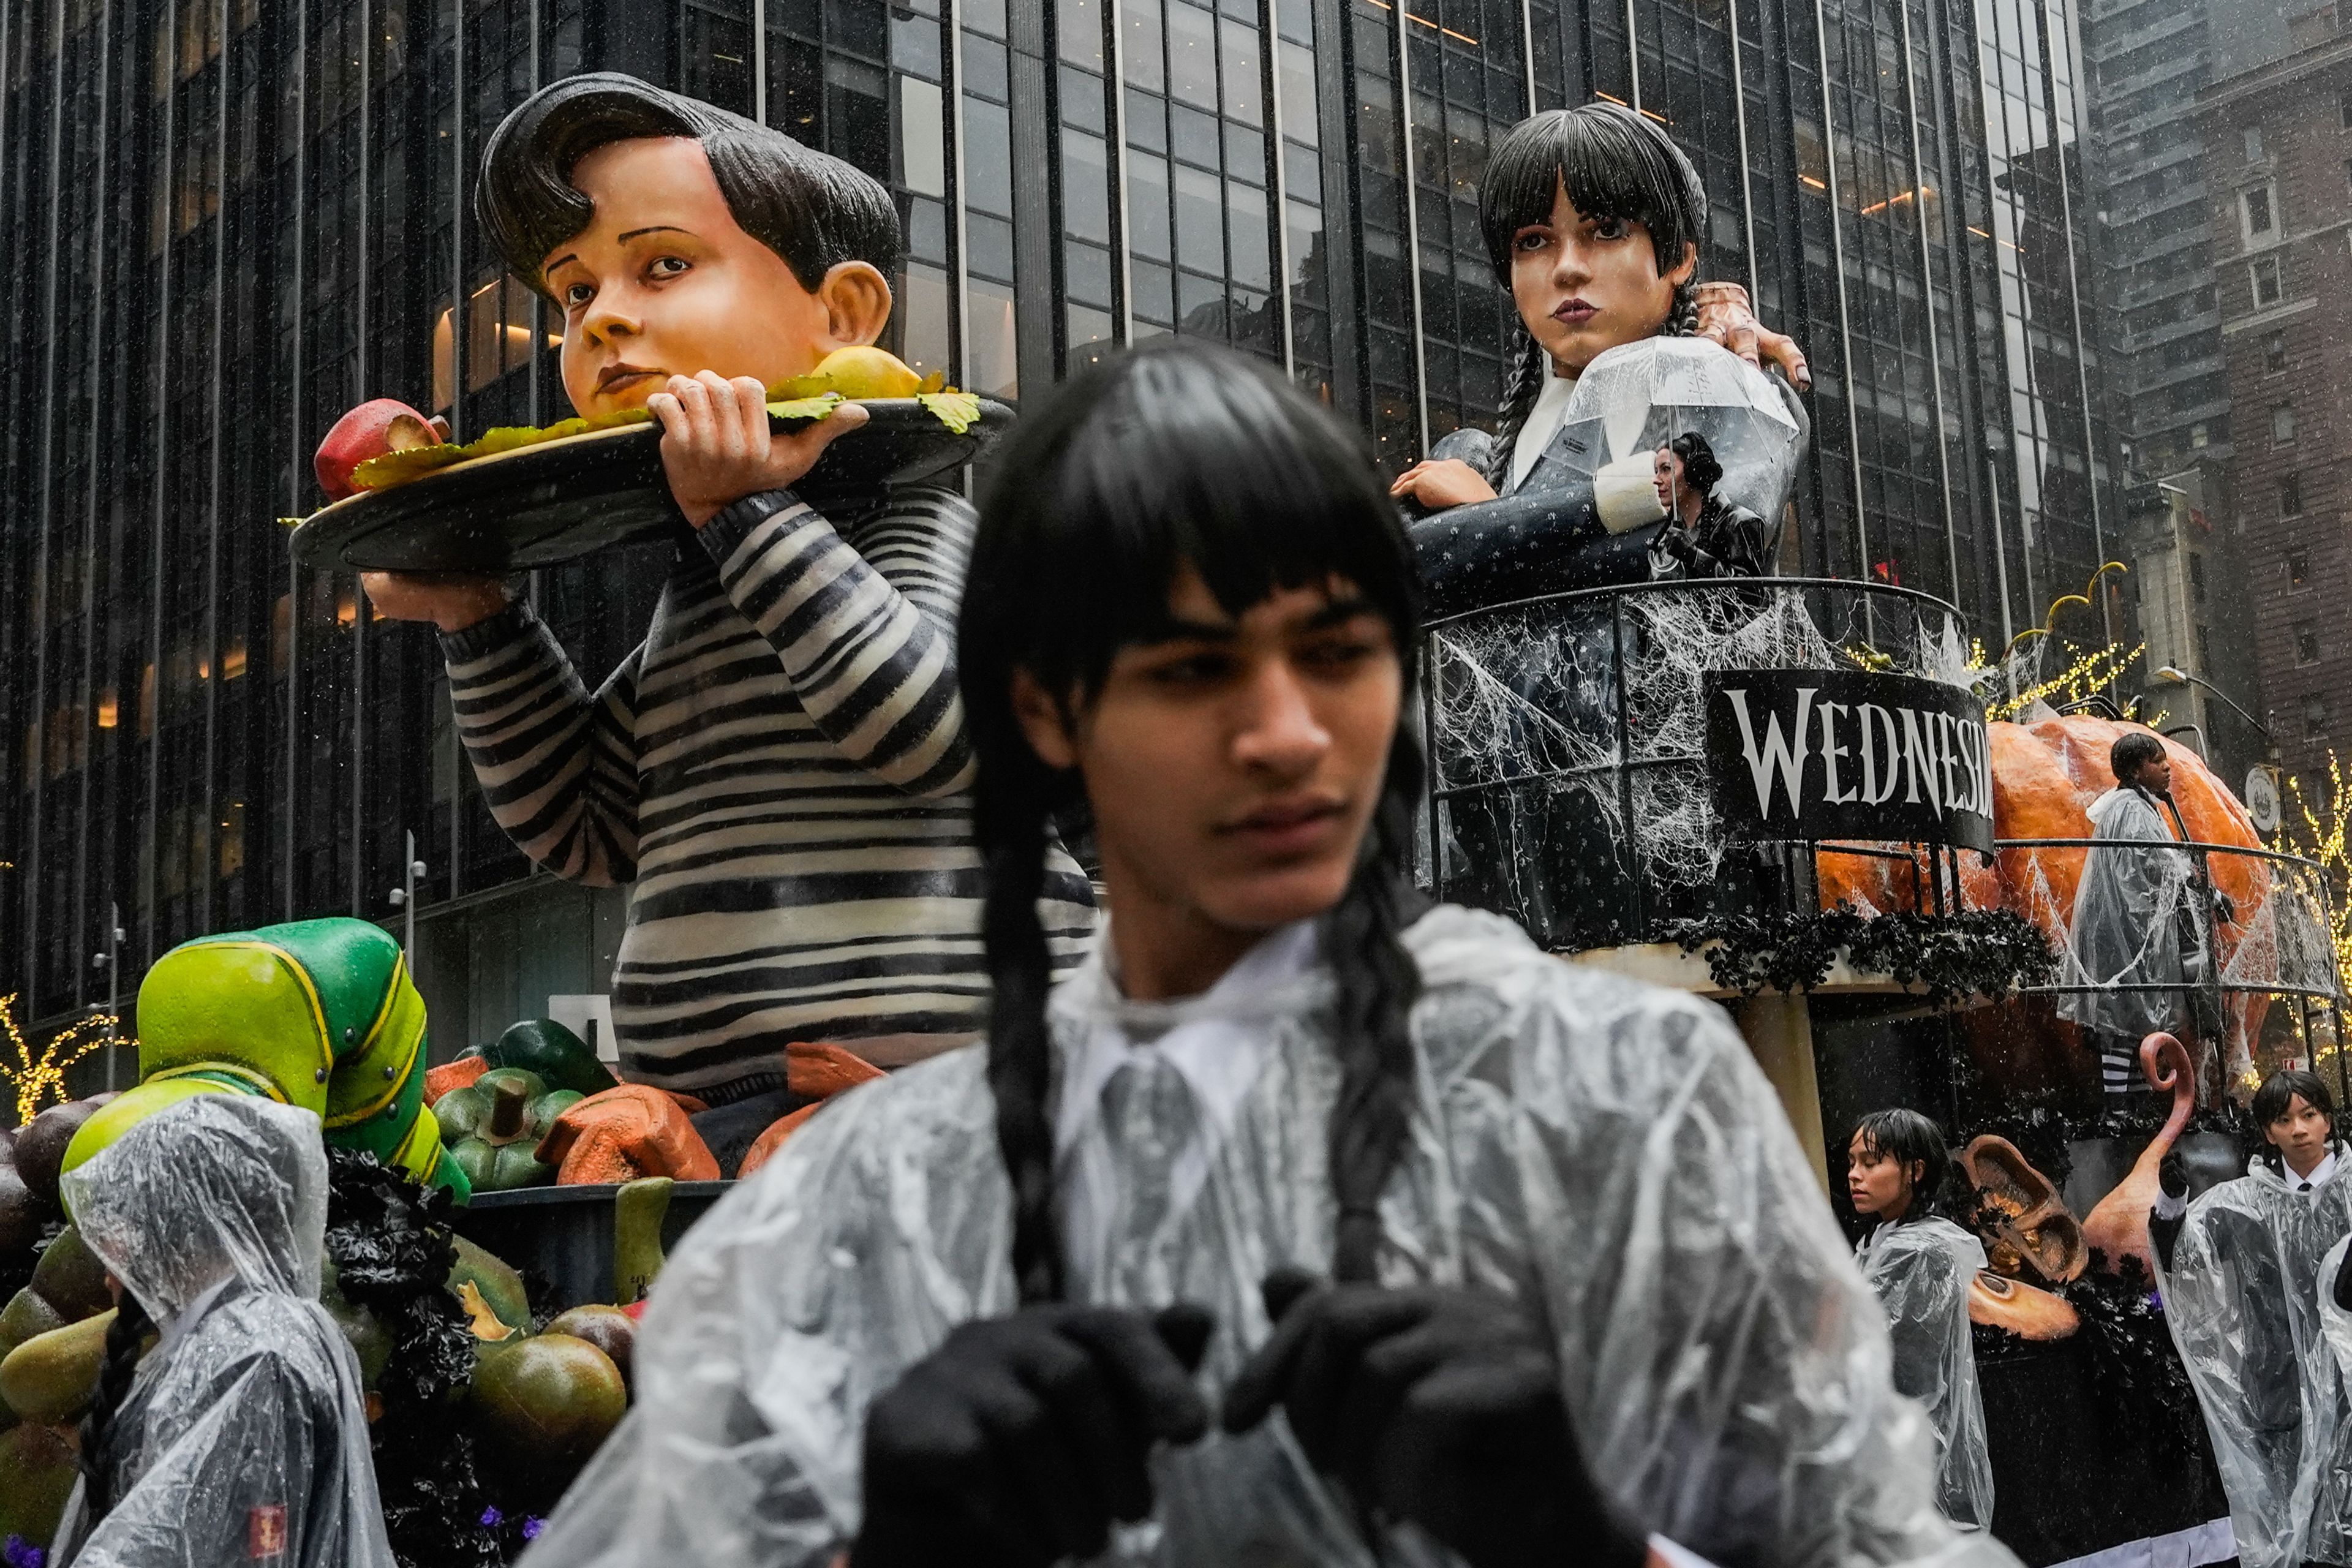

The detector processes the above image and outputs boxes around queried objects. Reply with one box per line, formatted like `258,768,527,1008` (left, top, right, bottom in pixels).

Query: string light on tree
0,994,119,1126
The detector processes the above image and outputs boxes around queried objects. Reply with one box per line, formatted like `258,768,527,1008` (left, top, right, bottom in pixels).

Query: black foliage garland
1665,905,2057,1005
325,1151,536,1568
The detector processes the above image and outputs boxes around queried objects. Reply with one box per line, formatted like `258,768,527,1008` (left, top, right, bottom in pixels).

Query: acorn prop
435,1070,581,1194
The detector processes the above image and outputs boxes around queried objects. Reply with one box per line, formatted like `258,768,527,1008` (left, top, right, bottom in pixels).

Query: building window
2305,695,2331,737
2244,183,2277,241
2198,624,2214,668
2252,254,2283,307
2282,472,2304,514
2290,549,2311,584
2246,125,2266,160
2267,330,2290,371
2274,401,2298,443
2190,551,2209,602
2297,621,2321,664
2342,92,2352,130
2191,421,2212,449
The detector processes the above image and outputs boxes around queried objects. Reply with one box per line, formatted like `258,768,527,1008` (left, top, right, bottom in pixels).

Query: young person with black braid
1392,104,1809,616
517,341,2016,1568
51,1095,392,1568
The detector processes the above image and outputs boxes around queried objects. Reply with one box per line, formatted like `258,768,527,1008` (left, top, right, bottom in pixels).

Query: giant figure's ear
1664,239,1698,289
817,260,895,348
1010,668,1081,771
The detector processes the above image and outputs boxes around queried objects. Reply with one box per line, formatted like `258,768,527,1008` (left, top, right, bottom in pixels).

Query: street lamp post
88,902,125,1091
2153,665,2272,747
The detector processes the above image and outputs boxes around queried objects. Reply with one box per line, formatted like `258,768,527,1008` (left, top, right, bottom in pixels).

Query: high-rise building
2192,13,2352,805
0,0,2116,1046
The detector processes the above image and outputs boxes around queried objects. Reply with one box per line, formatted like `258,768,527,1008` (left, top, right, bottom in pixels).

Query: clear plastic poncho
49,1095,394,1568
522,905,2015,1568
1854,1218,1996,1532
2152,1155,2352,1568
2057,786,2209,1039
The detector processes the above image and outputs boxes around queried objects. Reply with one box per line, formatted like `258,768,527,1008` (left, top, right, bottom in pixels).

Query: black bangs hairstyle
962,338,1425,1303
475,72,902,297
1852,1107,1951,1218
2253,1068,2336,1132
1476,104,1708,489
2109,730,2166,790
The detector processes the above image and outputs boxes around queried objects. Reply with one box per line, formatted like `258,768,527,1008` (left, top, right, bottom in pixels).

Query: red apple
314,399,445,501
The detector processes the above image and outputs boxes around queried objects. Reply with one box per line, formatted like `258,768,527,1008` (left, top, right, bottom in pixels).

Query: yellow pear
773,346,922,402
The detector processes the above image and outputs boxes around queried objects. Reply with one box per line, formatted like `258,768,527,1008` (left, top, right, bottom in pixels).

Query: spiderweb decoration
1425,582,1975,943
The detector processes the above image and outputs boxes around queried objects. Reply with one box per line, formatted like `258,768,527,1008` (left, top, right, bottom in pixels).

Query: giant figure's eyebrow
542,225,697,279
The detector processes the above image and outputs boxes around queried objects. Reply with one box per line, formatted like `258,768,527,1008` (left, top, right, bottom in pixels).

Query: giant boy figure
367,75,1096,1131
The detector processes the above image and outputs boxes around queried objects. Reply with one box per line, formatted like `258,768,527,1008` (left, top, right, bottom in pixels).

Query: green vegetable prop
437,1070,582,1193
59,918,468,1199
461,1018,617,1098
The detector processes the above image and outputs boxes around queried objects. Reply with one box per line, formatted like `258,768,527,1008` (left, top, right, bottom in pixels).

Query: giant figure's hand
649,371,872,527
1693,281,1811,391
1390,458,1499,510
1223,1272,1648,1568
851,1305,1213,1568
360,571,511,633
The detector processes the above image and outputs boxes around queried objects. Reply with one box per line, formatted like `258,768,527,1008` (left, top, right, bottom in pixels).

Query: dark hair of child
75,1290,156,1521
2252,1067,2337,1156
1475,104,1709,489
1852,1107,1951,1219
960,339,1425,1303
1667,431,1724,495
2108,730,2166,790
475,72,902,298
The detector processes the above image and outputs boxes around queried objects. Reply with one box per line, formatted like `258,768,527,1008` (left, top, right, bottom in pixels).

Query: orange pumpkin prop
1816,717,2271,1071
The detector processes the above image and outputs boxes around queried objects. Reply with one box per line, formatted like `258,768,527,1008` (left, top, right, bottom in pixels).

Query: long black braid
1480,331,1550,495
1319,735,1427,1282
963,340,1429,1303
75,1291,155,1520
976,757,1070,1304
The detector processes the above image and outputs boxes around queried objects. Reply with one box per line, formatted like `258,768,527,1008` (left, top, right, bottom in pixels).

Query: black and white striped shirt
441,486,1098,1102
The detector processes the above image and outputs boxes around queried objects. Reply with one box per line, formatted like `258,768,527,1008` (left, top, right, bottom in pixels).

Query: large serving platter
290,397,1011,571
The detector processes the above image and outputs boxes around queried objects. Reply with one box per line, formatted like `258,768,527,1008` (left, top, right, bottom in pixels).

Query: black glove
1223,1271,1647,1568
1660,524,1697,564
2159,1151,2189,1201
851,1304,1213,1568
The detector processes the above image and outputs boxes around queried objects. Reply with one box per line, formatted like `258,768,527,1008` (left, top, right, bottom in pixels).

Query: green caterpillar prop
61,918,469,1199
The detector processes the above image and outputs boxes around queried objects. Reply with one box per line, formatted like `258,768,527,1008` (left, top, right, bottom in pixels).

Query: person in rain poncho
2058,731,2233,1106
519,340,2015,1568
49,1094,394,1568
2152,1069,2352,1568
1846,1110,1994,1532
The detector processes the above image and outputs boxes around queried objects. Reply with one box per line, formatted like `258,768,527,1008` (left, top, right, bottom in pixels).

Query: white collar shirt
1053,920,1321,1297
1506,366,1578,494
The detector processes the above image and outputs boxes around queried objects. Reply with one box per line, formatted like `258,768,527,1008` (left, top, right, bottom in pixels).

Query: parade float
1419,556,2345,1562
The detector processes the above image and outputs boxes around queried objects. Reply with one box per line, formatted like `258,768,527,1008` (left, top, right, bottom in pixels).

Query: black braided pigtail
1482,329,1548,493
978,755,1068,1305
1321,726,1428,1283
1662,276,1700,337
75,1291,154,1520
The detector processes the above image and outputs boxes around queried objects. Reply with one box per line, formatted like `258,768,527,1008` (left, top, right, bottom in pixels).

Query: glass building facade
0,0,2116,1037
